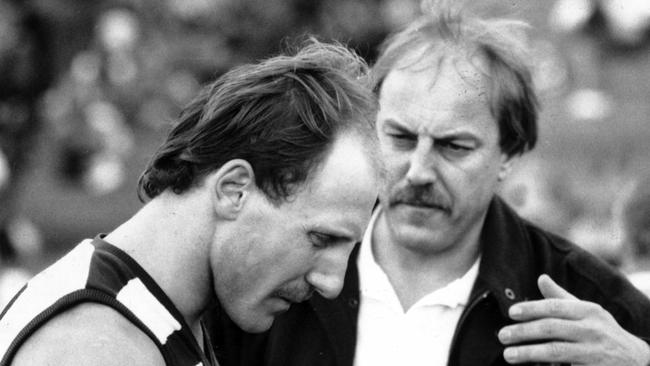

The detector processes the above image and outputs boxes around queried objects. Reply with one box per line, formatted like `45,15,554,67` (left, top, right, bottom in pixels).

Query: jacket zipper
447,290,490,366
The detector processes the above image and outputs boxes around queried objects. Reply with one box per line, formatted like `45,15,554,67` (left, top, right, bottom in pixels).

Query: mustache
274,283,314,303
389,183,450,211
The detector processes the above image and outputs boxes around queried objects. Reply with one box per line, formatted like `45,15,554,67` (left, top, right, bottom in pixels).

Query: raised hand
497,274,650,365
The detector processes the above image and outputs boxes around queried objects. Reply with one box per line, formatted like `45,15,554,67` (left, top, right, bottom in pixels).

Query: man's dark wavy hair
371,0,538,157
138,38,377,203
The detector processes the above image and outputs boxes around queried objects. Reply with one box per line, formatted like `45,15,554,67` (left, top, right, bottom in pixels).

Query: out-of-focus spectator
0,0,52,303
550,0,650,47
617,173,650,296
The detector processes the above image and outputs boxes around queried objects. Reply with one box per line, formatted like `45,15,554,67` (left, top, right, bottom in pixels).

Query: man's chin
386,214,451,250
237,297,296,333
236,316,274,333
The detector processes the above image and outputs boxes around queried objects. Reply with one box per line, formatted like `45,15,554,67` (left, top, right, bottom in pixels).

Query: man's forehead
395,53,486,90
393,43,488,78
294,133,377,233
314,133,375,189
379,64,489,119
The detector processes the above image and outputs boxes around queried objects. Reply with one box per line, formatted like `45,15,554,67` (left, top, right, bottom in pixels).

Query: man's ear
498,153,518,182
206,159,255,220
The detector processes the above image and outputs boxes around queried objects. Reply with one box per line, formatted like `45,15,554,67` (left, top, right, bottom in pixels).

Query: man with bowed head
211,4,650,366
0,39,382,366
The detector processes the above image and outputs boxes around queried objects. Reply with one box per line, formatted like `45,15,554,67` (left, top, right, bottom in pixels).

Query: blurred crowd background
1,0,649,306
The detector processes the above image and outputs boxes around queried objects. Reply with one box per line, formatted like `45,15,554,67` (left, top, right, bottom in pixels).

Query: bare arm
11,302,165,366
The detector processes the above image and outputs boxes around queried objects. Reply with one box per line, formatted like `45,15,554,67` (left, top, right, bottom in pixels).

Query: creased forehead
393,43,489,90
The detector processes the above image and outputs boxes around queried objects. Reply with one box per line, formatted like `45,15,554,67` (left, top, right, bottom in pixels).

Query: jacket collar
471,196,540,316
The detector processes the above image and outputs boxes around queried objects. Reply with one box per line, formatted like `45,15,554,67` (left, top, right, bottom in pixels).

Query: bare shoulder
11,302,165,366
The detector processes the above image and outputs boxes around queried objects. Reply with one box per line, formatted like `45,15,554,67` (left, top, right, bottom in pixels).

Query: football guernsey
0,237,217,366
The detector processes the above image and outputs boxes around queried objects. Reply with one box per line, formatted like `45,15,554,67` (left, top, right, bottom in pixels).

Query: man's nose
306,245,352,299
405,138,438,186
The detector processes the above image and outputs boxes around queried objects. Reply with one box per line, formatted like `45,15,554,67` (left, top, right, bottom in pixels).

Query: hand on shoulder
11,302,165,366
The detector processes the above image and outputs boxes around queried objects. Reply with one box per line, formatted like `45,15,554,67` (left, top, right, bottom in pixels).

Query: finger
538,274,577,300
503,341,587,364
508,298,587,321
498,318,583,345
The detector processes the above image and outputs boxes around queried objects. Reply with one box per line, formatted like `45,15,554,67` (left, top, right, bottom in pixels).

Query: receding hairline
290,127,382,197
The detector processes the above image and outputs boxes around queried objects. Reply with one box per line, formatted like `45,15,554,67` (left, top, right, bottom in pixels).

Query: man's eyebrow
435,132,479,141
382,118,413,133
381,115,484,148
384,118,479,141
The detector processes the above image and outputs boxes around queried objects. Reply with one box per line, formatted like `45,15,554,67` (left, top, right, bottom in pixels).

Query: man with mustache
0,39,381,366
211,4,650,366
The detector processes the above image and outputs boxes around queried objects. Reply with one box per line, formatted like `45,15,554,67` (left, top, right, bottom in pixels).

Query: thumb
538,274,577,300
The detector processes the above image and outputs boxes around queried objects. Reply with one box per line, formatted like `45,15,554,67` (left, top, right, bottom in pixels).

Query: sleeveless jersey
0,237,217,366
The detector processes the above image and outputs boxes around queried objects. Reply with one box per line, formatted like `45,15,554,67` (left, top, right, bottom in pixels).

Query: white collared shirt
353,208,480,366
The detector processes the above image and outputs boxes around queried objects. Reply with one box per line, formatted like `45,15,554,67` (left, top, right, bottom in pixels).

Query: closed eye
308,232,348,249
440,140,472,151
436,139,476,158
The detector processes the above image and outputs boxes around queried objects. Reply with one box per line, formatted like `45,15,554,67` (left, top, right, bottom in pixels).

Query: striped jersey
0,237,217,366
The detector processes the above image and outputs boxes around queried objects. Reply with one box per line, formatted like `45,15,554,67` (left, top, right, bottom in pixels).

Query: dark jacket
209,197,650,366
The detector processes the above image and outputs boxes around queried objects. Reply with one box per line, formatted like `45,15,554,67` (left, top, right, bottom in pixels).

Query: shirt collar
358,207,392,300
416,257,479,308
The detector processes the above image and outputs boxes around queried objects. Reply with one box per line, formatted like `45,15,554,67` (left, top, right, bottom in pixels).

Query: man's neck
104,190,215,339
371,211,481,311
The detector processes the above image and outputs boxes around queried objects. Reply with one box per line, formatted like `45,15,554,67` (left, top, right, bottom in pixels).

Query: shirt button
504,288,516,300
348,298,359,308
